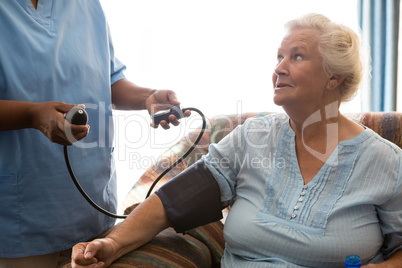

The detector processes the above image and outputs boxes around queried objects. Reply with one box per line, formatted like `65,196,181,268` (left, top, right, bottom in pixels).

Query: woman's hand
71,195,171,268
30,101,89,145
362,264,393,268
361,251,402,268
71,238,117,268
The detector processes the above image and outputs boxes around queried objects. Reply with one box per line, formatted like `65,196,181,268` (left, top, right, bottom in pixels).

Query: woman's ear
326,75,345,91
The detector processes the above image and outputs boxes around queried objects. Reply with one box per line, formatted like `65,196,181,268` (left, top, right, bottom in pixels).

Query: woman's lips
274,82,292,90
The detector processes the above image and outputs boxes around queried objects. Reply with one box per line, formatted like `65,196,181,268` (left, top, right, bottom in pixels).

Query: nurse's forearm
0,100,88,145
0,100,37,131
111,79,156,110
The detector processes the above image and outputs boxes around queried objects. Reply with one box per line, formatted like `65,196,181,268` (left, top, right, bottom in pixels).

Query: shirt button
291,213,297,219
303,185,308,189
300,192,306,196
294,206,299,210
298,198,303,202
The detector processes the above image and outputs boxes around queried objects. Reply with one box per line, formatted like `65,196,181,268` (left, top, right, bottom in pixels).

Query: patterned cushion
357,112,402,148
186,221,225,267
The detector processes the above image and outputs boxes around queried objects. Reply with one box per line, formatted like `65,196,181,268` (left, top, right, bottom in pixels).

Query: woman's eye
295,55,303,60
277,55,284,62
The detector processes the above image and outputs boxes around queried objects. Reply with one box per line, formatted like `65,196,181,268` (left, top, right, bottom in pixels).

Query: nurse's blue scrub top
0,0,126,257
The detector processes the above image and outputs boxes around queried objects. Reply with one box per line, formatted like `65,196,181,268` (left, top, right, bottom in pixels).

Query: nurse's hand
145,90,191,129
71,238,116,268
30,101,89,145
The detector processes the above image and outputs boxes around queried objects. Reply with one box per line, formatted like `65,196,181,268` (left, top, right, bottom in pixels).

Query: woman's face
272,28,330,112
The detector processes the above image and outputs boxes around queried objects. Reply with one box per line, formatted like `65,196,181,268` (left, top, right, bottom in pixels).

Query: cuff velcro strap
155,160,223,233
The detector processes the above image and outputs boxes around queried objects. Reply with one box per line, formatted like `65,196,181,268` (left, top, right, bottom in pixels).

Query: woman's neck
289,107,365,150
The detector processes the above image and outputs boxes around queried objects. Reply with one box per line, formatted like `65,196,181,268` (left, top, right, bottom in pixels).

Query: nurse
0,0,186,267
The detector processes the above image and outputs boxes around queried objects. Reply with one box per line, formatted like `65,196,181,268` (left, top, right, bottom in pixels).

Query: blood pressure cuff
155,160,223,233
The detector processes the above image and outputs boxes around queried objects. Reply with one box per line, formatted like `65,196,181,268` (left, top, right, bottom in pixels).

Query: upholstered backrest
355,112,402,147
122,112,402,208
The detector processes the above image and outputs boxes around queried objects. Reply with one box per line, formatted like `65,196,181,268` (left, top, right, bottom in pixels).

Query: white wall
99,0,360,211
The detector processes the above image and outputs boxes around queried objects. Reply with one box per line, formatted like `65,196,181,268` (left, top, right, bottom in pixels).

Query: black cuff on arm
155,160,223,233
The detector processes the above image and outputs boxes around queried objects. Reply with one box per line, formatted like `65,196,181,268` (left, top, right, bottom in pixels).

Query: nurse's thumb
58,102,86,114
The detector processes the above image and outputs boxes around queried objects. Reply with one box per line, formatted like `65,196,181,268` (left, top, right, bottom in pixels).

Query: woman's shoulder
354,129,401,184
362,128,401,155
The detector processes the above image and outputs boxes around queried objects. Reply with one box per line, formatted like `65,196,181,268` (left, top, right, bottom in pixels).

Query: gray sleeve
155,160,223,233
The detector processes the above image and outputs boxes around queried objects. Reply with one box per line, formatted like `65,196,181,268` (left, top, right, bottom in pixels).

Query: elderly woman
72,14,401,267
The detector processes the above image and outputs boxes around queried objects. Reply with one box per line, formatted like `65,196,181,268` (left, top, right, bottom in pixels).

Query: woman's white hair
285,13,363,102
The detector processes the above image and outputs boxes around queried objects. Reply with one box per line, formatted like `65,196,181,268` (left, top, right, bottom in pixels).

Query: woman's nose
274,58,289,76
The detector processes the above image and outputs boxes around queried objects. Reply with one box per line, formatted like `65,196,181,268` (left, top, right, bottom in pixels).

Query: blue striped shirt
203,113,401,267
